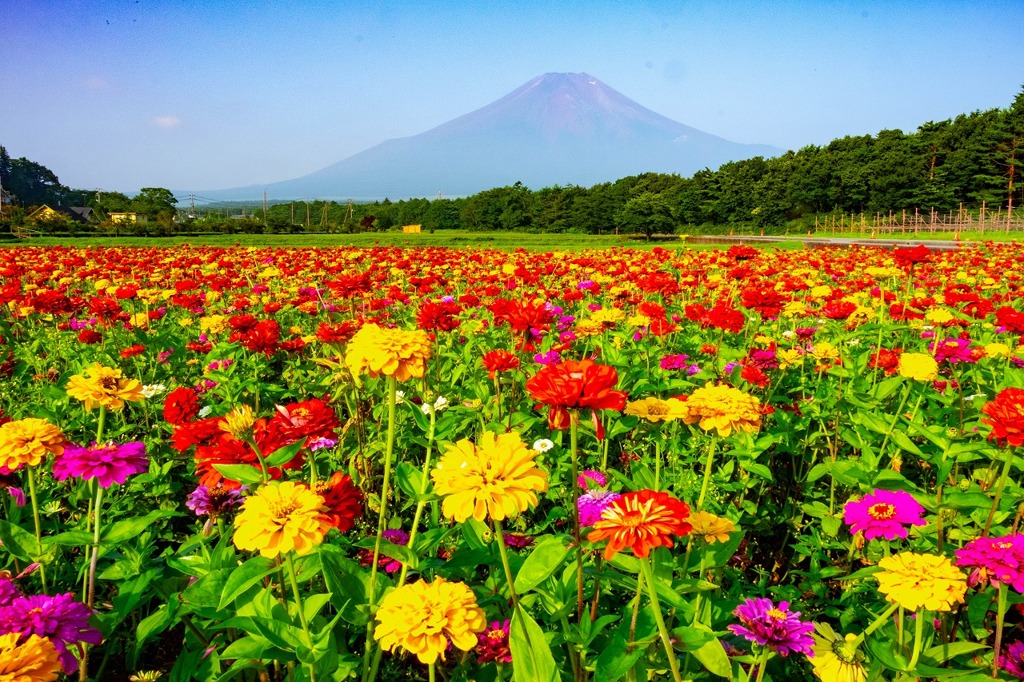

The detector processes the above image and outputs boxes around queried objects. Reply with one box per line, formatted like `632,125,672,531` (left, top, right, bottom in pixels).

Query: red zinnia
587,489,691,559
271,398,340,444
525,359,627,439
164,387,201,425
120,344,146,358
982,388,1024,448
481,350,520,379
315,472,363,532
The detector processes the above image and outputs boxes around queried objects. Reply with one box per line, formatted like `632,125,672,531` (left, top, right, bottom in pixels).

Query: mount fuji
193,73,782,201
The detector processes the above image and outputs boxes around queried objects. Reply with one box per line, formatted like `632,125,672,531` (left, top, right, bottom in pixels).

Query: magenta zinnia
0,592,103,674
51,441,148,488
955,534,1024,592
727,597,815,657
842,489,925,540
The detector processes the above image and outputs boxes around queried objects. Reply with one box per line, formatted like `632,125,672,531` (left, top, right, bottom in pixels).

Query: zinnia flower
0,592,103,675
344,323,432,384
374,577,487,664
842,489,925,540
476,619,512,664
624,397,688,422
219,405,256,440
358,529,409,573
688,511,737,543
0,632,62,682
680,382,762,437
809,622,866,682
955,534,1024,592
65,362,144,411
587,489,691,560
0,418,67,471
431,431,548,523
525,359,627,438
314,471,363,532
728,597,815,657
185,483,245,518
0,578,22,608
982,387,1024,448
232,481,331,558
1000,640,1024,679
481,350,521,379
52,441,147,488
897,353,938,382
875,552,967,611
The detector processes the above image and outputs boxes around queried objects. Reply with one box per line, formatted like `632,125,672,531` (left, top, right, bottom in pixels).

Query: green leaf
691,633,731,678
319,546,369,625
922,641,988,663
263,438,306,467
102,510,180,544
744,462,774,481
136,602,176,648
218,556,277,610
514,534,571,594
510,608,559,682
213,463,265,486
0,520,40,561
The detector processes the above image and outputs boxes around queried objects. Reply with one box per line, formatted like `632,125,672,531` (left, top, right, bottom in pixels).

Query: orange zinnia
525,359,627,439
982,387,1024,448
587,489,691,560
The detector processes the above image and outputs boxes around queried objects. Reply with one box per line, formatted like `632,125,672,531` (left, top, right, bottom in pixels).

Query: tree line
2,85,1021,237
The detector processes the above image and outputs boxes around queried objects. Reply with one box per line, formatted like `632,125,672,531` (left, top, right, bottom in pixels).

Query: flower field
1,242,1024,681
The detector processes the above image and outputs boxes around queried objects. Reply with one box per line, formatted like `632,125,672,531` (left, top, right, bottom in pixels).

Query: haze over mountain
190,73,782,201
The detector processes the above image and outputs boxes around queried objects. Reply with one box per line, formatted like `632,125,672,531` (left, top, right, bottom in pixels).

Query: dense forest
2,86,1021,236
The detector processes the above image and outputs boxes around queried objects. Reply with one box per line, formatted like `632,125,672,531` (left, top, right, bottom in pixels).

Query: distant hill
188,73,781,201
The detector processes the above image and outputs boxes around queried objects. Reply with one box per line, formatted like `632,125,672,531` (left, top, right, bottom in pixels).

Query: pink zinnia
52,441,148,488
931,337,975,364
1001,640,1024,679
476,619,512,663
0,592,103,674
955,534,1024,593
728,598,814,657
578,489,621,527
843,489,925,540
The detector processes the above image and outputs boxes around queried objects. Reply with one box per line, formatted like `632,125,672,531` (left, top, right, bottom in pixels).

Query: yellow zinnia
220,405,256,440
897,353,939,382
233,481,331,558
344,323,432,384
624,397,688,423
809,623,866,682
0,418,68,471
984,342,1011,359
431,431,548,523
681,382,762,437
65,363,145,411
687,511,736,543
875,552,967,612
374,577,487,664
0,632,62,682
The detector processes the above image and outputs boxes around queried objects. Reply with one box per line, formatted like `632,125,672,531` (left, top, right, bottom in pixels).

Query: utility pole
305,199,310,231
262,190,268,224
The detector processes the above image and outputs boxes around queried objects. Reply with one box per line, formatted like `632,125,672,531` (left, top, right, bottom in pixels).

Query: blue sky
2,0,1021,193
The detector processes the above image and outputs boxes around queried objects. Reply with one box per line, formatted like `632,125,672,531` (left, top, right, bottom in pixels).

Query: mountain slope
194,73,781,200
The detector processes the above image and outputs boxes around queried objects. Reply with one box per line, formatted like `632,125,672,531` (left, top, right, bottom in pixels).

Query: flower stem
361,376,398,682
983,446,1015,537
638,556,683,682
25,467,47,594
878,387,910,465
396,405,436,589
993,582,1008,678
80,480,105,682
285,553,317,682
907,608,925,671
494,520,546,678
852,601,900,648
570,413,584,623
696,435,718,510
753,645,771,682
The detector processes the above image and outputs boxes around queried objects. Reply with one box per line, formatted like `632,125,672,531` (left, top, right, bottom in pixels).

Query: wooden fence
815,202,1024,235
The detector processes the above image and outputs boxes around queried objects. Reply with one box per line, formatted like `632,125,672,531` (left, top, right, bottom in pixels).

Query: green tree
131,187,177,220
615,192,676,240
